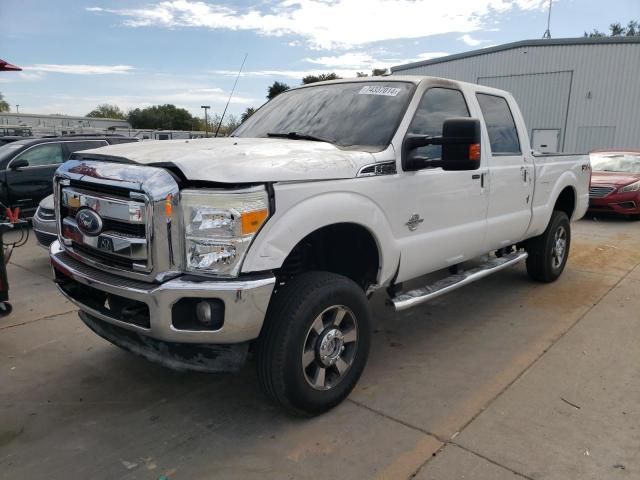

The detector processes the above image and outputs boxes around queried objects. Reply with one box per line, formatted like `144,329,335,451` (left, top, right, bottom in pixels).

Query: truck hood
78,138,376,183
591,171,640,187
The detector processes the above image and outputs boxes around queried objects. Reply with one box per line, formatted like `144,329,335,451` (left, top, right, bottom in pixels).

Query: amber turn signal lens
165,194,173,217
469,143,481,161
241,209,268,235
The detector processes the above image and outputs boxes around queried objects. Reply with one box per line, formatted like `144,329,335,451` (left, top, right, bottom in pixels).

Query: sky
1,0,639,121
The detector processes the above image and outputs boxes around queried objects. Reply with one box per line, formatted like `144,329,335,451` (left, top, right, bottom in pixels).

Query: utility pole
542,0,552,39
200,105,210,137
15,104,20,114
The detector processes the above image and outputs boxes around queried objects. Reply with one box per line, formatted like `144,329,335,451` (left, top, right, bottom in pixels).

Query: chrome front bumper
50,241,275,344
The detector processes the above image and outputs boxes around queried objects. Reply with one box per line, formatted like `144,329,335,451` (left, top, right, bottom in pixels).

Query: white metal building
0,113,131,135
392,37,640,153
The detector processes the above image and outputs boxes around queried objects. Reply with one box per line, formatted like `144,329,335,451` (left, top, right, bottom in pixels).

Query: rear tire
256,271,371,416
525,211,571,283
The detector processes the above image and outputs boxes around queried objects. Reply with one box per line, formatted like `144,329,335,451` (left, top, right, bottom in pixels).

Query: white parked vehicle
49,77,590,415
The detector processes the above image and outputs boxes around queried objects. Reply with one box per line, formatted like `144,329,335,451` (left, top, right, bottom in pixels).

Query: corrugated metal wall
393,43,640,152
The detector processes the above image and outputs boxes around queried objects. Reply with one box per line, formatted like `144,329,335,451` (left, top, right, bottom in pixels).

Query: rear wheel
525,211,571,282
256,271,371,416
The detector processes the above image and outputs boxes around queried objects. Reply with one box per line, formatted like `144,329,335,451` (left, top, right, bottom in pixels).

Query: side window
407,88,470,161
476,93,521,155
13,143,65,167
66,140,108,156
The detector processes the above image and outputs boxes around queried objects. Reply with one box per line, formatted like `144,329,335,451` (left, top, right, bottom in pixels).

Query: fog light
172,298,225,331
196,301,213,325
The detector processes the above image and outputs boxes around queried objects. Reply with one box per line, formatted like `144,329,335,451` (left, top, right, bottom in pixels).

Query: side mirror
10,159,29,170
402,117,482,171
440,118,481,171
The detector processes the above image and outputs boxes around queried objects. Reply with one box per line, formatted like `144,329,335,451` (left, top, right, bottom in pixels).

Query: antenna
542,0,552,39
215,53,248,138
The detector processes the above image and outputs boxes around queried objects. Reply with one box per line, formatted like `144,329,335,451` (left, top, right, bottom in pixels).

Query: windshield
233,81,415,151
590,152,640,173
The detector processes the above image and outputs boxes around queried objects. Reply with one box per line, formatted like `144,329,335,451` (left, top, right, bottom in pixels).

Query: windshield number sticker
358,86,401,97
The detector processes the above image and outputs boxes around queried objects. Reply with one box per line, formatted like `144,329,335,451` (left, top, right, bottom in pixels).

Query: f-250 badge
406,213,424,231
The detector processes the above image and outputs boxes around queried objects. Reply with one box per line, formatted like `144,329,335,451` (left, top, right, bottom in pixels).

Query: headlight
618,181,640,193
182,187,269,276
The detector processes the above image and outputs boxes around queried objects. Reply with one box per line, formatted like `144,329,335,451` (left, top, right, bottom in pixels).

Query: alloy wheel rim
551,225,567,269
301,305,358,391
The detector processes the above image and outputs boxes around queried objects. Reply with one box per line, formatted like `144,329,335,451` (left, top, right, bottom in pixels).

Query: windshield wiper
266,131,333,144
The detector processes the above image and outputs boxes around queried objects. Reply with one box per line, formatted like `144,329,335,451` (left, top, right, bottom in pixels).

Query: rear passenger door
476,93,534,250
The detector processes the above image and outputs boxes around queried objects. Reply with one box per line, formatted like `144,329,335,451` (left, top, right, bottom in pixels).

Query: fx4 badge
406,213,424,231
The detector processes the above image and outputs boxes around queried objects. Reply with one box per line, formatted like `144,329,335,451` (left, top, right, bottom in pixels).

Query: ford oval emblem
76,208,103,236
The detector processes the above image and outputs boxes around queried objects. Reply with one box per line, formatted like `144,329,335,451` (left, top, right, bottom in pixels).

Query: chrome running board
390,251,528,312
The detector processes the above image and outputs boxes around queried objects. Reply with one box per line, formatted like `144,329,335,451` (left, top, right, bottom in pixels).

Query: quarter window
476,93,521,155
67,140,108,153
407,88,470,161
13,143,64,167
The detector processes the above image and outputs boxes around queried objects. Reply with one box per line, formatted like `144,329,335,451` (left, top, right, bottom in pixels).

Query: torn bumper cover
50,240,276,372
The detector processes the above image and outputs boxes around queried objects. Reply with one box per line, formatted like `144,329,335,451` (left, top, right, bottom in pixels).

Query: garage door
478,71,573,152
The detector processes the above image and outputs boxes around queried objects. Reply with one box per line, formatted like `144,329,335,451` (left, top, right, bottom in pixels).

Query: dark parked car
0,135,137,216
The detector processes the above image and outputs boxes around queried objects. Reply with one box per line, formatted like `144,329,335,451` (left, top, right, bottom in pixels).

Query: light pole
15,104,19,114
201,105,210,138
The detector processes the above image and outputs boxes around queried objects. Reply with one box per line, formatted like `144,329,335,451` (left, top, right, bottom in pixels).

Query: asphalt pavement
1,216,639,479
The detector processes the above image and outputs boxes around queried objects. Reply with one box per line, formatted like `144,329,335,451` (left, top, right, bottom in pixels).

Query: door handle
472,173,486,188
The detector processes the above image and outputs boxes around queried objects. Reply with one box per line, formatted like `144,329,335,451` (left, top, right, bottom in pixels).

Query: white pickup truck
50,76,590,415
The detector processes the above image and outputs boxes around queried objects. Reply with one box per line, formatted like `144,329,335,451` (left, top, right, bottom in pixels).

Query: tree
302,72,341,85
371,68,389,76
127,104,195,130
356,72,368,77
267,81,290,100
241,107,256,123
86,104,126,119
0,92,9,112
584,20,640,37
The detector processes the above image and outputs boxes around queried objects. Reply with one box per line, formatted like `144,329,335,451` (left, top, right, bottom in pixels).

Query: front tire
256,271,371,416
525,210,571,282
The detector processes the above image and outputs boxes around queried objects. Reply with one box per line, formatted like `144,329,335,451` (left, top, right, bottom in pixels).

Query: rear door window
65,140,108,156
476,93,521,155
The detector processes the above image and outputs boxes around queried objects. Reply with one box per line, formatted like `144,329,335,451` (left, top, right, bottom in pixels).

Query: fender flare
241,191,399,285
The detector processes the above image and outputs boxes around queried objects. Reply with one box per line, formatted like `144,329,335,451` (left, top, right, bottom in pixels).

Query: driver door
393,87,489,283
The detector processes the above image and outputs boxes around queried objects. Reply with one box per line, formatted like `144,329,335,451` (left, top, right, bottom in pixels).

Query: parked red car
588,150,640,218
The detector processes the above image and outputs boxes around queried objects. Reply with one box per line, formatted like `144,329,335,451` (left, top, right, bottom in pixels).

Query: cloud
208,51,449,80
458,34,484,46
0,71,45,83
87,0,549,49
25,64,135,75
305,51,449,70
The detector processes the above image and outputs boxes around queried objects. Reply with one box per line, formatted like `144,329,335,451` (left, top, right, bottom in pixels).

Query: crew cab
49,77,590,415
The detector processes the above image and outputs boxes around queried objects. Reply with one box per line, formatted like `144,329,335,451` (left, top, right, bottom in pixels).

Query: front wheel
256,271,371,416
525,210,571,282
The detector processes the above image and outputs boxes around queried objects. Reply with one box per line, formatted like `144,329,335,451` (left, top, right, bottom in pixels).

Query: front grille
55,159,181,283
69,179,137,198
589,186,615,198
72,242,135,270
59,181,150,274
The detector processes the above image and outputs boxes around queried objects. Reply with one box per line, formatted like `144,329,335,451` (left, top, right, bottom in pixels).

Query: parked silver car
33,194,56,248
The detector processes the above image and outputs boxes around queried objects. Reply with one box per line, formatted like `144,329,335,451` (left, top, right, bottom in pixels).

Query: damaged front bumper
50,240,275,371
